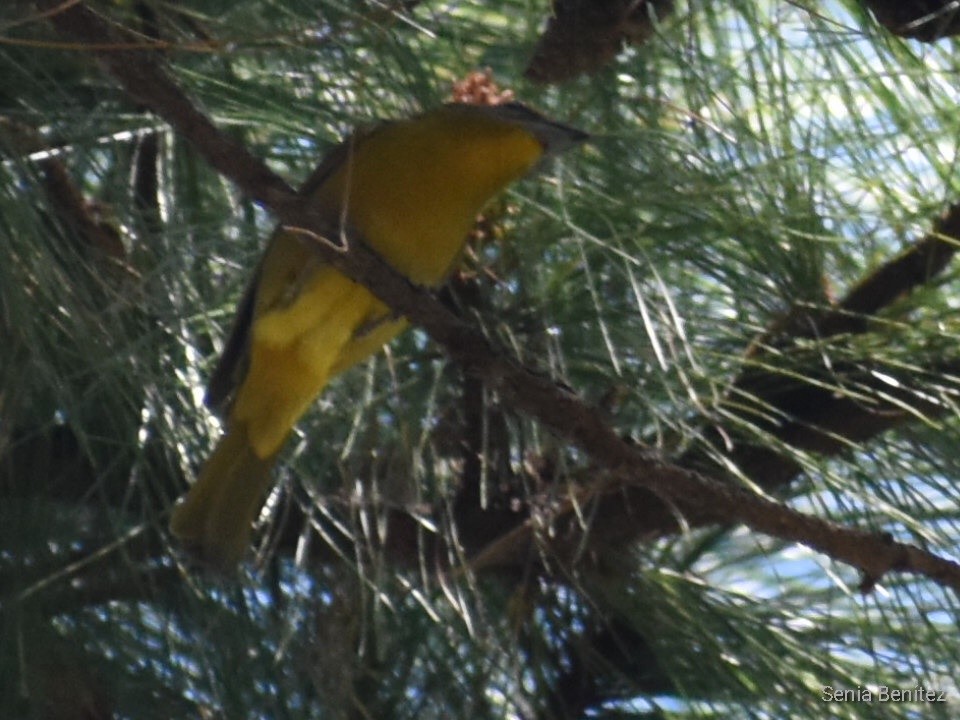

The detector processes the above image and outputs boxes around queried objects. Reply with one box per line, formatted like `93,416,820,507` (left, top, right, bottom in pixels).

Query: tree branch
692,204,960,491
578,208,960,563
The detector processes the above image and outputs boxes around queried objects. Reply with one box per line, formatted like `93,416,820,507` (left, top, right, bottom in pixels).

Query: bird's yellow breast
312,110,545,285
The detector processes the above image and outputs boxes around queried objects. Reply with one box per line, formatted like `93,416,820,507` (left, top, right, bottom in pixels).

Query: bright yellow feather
170,102,586,567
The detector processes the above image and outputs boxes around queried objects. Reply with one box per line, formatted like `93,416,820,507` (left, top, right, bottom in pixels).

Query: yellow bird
169,102,587,567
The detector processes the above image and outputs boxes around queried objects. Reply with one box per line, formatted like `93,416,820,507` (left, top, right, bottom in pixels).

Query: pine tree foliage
3,0,960,717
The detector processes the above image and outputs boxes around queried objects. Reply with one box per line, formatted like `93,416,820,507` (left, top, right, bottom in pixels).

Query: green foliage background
2,0,959,717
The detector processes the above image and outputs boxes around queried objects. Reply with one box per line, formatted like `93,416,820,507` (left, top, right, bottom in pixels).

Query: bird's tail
169,425,276,569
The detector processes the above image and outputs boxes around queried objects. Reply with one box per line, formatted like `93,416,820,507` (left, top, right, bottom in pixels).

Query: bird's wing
204,123,383,415
205,266,259,415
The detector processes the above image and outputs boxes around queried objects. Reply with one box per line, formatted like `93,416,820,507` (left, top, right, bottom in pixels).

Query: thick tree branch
747,203,960,345
41,0,960,595
694,204,960,490
582,210,960,558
